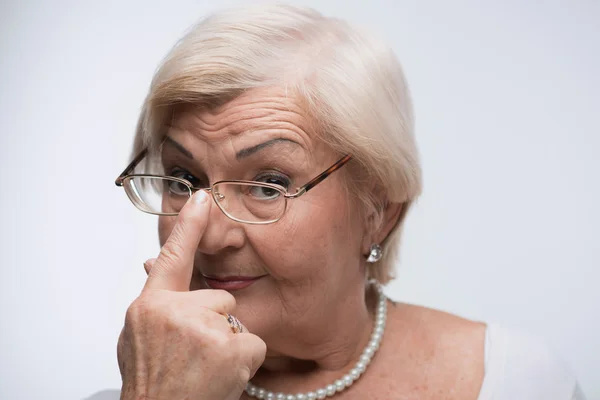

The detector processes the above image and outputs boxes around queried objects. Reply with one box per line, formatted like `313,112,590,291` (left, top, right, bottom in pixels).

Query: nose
195,189,246,255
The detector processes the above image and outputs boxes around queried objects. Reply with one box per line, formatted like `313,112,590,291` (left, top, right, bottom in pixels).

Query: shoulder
382,302,487,399
387,301,487,358
83,390,120,400
479,324,585,400
384,303,586,400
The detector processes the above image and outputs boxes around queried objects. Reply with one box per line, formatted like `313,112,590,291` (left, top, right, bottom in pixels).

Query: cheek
247,186,361,281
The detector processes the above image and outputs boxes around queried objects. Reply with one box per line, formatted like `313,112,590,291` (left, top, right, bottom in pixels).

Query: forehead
166,87,315,152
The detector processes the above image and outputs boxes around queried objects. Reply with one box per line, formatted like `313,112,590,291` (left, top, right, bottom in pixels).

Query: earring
366,244,383,263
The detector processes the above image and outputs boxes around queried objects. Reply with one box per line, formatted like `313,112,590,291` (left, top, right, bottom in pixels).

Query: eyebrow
235,138,300,160
165,136,194,159
164,136,301,161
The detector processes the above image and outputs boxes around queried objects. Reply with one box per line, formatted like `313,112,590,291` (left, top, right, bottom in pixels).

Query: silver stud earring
366,244,383,263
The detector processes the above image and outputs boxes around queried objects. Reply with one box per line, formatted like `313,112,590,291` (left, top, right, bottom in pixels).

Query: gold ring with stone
224,313,243,334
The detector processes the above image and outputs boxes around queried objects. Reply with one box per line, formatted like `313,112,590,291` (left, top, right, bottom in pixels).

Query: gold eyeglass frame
115,146,352,225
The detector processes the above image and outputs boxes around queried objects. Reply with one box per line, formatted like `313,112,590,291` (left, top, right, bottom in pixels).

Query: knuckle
158,242,183,265
210,331,230,349
125,294,160,325
189,323,226,352
255,336,267,355
218,290,237,309
174,214,197,237
238,365,251,384
116,329,125,354
125,299,145,324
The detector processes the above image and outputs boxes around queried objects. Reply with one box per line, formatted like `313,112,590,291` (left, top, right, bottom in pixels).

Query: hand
118,190,266,400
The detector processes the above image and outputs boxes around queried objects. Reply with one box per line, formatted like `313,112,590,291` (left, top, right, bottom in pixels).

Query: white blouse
477,324,585,400
86,324,586,400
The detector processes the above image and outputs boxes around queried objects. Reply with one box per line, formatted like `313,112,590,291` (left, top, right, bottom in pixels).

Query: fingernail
193,190,209,204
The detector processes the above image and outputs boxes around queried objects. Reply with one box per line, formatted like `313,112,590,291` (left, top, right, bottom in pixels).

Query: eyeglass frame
114,144,352,224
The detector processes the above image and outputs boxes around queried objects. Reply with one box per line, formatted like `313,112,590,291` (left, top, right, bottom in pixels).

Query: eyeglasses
115,146,352,225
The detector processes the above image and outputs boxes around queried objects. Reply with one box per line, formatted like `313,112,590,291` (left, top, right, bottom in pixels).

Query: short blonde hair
132,3,422,283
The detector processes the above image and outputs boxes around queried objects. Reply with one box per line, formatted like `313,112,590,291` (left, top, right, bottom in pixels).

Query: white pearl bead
286,395,296,400
360,354,370,364
307,392,317,400
257,389,266,399
248,386,257,396
326,384,336,396
335,379,345,392
276,393,286,400
371,332,382,342
365,346,375,357
343,374,353,387
316,388,327,399
296,394,306,400
266,393,275,400
350,368,361,380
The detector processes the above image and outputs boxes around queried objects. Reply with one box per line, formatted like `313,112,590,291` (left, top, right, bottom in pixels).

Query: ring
224,313,243,334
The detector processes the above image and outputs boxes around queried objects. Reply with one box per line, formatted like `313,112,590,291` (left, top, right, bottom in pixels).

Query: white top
477,324,585,400
86,324,586,400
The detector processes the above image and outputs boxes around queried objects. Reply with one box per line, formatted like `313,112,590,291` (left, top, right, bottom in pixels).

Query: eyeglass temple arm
114,148,149,186
287,154,352,199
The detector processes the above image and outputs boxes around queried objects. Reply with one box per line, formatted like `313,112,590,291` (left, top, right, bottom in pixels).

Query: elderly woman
91,4,585,400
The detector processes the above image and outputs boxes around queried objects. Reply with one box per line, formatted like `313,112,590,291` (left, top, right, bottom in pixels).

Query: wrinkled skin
118,191,266,400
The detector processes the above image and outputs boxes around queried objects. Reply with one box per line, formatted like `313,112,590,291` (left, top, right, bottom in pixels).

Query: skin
118,191,266,400
119,87,486,399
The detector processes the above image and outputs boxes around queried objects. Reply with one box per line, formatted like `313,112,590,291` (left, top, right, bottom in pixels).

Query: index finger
144,190,211,291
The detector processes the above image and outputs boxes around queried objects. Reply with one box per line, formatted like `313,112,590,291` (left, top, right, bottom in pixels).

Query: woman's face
158,87,369,358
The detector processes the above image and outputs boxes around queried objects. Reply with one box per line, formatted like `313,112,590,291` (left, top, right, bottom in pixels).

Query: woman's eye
255,174,290,190
166,180,191,196
248,174,290,200
171,171,196,183
167,169,201,195
170,169,202,185
248,185,283,200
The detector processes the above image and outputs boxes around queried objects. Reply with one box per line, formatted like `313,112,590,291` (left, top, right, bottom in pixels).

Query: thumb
143,258,157,275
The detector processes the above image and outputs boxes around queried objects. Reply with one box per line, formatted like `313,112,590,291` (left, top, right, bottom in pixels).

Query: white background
1,1,598,399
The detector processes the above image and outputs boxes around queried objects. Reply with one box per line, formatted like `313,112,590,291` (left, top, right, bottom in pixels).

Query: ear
361,201,405,256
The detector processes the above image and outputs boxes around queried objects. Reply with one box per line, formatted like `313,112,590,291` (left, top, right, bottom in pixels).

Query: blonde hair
132,3,422,283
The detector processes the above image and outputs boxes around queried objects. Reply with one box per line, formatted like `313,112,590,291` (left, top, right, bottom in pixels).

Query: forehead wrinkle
168,88,322,166
175,109,313,154
207,90,305,118
196,88,311,128
198,104,311,141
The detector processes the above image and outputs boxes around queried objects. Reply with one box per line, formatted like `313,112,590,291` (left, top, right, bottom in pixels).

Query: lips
202,274,265,291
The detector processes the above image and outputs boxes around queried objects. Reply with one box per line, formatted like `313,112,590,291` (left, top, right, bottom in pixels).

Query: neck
252,282,380,388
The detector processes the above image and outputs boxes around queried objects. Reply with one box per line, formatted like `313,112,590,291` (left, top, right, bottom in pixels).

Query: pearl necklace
245,280,387,400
